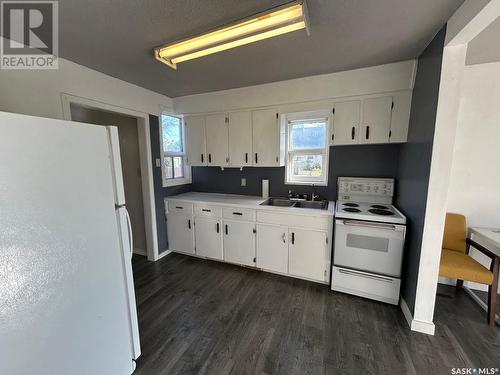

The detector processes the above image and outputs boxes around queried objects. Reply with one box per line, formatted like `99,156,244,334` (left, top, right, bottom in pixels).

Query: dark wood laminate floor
132,253,500,374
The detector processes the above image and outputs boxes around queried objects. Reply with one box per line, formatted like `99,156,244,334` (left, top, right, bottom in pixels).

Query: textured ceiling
58,0,464,97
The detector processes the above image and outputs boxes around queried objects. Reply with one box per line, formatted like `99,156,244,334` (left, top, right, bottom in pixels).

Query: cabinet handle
208,153,212,163
282,233,286,243
216,222,219,233
255,153,258,164
175,206,184,209
188,219,191,229
245,153,248,163
202,208,211,212
351,126,355,140
232,212,243,216
366,126,370,139
201,154,204,163
225,224,228,235
331,133,334,142
291,232,295,244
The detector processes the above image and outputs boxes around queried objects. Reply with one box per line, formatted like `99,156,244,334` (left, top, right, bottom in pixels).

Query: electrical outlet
241,178,247,187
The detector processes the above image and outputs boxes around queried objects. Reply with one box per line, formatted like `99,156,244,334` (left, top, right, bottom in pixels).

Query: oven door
334,219,406,277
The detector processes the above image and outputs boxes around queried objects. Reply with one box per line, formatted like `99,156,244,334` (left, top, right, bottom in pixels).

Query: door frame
60,93,159,261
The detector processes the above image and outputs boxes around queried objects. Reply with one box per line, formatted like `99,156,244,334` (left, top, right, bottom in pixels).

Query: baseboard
133,247,147,256
157,249,172,260
400,297,435,335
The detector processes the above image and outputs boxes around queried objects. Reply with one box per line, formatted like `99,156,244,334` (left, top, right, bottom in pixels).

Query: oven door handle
338,268,394,283
341,220,397,231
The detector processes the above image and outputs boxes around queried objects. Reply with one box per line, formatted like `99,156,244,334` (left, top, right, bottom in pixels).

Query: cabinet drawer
222,207,255,221
166,201,193,215
331,266,400,305
194,205,222,218
256,211,329,230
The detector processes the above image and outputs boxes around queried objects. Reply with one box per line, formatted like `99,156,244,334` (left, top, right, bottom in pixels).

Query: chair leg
456,280,463,294
488,257,499,326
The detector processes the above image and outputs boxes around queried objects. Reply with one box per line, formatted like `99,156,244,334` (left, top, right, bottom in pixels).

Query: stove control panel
338,177,394,203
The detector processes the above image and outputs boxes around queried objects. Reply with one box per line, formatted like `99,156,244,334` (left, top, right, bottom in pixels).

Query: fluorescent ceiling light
154,1,309,69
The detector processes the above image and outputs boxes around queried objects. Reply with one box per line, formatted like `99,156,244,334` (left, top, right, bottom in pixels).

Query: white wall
173,60,416,114
445,61,500,291
0,46,173,119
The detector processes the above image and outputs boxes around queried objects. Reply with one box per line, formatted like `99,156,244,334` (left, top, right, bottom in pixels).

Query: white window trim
159,112,192,187
284,110,330,186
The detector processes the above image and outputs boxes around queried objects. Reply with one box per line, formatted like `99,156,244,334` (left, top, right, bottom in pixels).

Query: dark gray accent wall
149,115,191,253
192,144,401,200
396,26,446,315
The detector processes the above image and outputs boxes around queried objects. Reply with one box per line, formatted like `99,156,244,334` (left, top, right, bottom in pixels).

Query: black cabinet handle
331,134,334,142
291,232,295,244
202,208,211,212
245,153,248,163
225,224,228,235
351,126,355,140
175,206,184,209
366,126,370,139
233,212,243,216
216,222,219,233
188,219,191,229
208,153,212,163
255,153,258,164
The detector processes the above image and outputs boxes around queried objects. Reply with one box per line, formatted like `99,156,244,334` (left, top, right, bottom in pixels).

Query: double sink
260,198,329,210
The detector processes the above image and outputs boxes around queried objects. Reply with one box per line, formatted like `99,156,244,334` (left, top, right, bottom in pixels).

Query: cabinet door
228,111,252,167
206,113,229,166
389,90,412,143
194,217,223,260
252,108,279,166
167,214,194,254
185,115,207,166
223,220,255,266
256,224,288,273
332,101,361,145
288,228,327,282
360,96,393,144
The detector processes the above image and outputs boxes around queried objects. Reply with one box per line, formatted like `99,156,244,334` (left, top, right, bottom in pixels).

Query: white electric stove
331,177,407,305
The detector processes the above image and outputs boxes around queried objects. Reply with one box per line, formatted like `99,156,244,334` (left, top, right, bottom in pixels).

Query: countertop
164,192,335,216
470,227,500,256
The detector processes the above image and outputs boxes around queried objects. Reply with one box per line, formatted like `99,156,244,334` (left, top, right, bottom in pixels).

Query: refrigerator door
0,111,137,375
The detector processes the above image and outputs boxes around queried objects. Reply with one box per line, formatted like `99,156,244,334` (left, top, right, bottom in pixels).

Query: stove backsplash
191,144,401,201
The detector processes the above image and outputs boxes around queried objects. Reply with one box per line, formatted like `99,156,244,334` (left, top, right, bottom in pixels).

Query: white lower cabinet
223,219,256,267
288,228,328,281
166,213,195,255
256,224,288,273
194,217,223,260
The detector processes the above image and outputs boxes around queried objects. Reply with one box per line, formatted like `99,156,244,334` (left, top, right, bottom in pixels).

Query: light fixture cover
154,0,309,69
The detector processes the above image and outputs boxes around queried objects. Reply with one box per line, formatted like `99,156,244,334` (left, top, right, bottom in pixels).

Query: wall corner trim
400,298,436,335
157,249,173,261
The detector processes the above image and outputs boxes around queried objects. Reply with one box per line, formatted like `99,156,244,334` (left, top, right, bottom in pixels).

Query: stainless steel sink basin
294,200,329,210
260,198,295,207
260,198,328,210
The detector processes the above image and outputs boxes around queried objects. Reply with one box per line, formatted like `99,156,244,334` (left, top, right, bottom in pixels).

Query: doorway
70,103,148,256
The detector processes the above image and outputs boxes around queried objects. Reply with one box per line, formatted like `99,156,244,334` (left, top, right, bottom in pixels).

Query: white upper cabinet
205,113,229,166
228,111,253,167
331,100,361,146
389,90,412,143
185,115,206,166
252,108,281,167
359,96,393,144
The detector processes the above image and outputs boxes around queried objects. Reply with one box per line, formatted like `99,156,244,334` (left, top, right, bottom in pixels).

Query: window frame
159,112,192,187
284,110,330,186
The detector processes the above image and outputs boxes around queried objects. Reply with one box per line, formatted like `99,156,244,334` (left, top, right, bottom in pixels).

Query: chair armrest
466,237,498,259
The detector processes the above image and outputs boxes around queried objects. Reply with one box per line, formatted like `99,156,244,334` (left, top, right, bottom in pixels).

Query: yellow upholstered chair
439,213,497,326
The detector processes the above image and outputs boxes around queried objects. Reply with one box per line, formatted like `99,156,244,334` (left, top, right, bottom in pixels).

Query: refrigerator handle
125,208,134,258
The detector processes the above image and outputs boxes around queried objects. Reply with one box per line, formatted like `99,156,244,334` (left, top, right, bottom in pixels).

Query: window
285,110,330,185
160,113,191,186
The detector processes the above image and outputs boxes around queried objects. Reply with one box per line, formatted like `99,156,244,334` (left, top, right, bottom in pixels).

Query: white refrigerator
0,111,141,374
